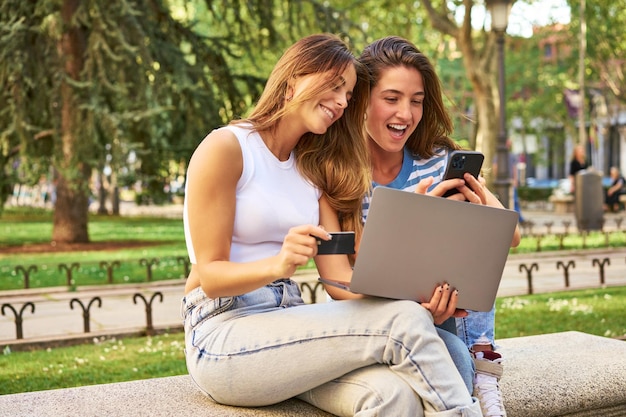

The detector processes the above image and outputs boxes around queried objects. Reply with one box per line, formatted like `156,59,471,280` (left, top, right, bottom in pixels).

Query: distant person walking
569,144,588,194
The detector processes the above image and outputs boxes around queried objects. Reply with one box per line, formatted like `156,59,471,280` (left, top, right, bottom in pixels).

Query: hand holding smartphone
441,150,484,198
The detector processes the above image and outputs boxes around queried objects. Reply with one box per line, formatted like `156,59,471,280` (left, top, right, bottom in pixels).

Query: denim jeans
182,279,482,416
436,326,474,394
455,305,496,350
326,297,474,394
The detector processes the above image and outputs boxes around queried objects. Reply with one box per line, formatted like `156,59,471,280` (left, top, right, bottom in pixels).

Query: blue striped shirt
362,147,449,222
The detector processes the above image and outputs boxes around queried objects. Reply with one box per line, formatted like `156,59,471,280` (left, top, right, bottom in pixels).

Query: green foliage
567,0,626,105
134,189,171,206
1,0,286,241
517,186,554,202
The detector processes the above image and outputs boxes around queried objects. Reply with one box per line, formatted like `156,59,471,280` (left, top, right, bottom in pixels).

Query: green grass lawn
495,285,626,339
1,207,184,246
0,333,186,395
1,206,625,395
0,207,189,290
512,230,626,253
1,285,624,395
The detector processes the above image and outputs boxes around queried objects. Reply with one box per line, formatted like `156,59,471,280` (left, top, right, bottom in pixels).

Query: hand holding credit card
315,231,355,255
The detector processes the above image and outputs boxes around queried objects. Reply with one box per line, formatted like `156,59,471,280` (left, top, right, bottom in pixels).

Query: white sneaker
472,350,507,417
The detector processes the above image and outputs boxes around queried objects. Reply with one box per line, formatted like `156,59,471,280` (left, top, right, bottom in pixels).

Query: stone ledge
0,375,333,417
498,331,626,417
1,331,625,417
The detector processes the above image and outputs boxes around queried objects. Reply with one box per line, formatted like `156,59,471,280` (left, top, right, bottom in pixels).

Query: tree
0,0,280,242
505,26,573,177
420,0,505,190
566,0,625,126
9,0,572,240
2,0,387,242
575,1,625,104
5,0,307,239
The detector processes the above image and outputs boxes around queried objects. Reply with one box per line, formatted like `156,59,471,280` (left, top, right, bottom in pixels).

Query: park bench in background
549,194,574,214
549,192,626,215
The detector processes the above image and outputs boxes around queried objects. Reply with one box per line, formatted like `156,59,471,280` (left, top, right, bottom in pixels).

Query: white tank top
183,124,321,264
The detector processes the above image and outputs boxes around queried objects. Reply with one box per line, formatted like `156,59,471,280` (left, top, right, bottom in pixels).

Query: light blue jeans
436,324,474,393
326,295,474,393
455,305,497,350
182,279,482,416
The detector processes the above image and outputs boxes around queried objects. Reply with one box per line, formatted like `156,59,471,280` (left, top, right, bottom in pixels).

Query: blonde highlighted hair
233,33,371,238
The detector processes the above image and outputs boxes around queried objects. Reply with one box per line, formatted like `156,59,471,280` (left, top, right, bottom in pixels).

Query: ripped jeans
456,305,497,350
182,279,482,417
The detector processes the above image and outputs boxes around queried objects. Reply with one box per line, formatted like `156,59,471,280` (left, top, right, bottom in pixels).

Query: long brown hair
359,36,459,158
234,34,371,237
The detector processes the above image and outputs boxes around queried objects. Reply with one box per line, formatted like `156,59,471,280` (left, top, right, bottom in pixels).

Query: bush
134,189,170,206
518,186,554,202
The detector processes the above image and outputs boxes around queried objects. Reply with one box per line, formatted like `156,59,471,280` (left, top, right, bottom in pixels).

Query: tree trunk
52,0,90,244
459,48,500,189
53,174,90,242
97,170,109,215
421,0,501,189
473,72,499,187
457,33,499,190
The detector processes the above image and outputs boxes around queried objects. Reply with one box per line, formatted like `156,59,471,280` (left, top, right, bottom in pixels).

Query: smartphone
442,150,484,197
315,231,356,255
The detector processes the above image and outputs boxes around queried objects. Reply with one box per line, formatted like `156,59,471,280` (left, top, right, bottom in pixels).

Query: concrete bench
550,193,626,215
549,194,574,214
497,331,626,417
1,331,625,417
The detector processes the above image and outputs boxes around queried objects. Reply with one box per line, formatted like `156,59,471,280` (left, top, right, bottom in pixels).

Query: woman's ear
285,85,294,102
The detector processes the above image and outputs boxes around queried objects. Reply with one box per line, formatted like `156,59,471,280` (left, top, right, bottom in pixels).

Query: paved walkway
2,205,626,346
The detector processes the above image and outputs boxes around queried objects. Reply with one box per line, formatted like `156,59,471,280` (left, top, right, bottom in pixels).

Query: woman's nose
396,101,411,119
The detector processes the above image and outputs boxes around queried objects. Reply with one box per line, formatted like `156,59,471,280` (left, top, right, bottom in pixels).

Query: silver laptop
321,186,519,311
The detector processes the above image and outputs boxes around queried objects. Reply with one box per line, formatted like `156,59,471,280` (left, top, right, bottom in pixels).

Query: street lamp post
488,0,513,209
